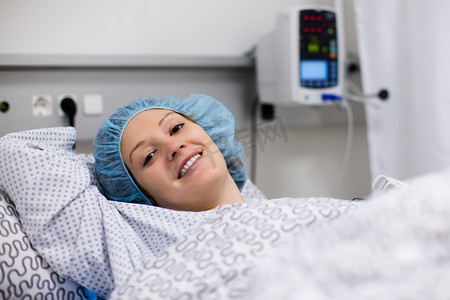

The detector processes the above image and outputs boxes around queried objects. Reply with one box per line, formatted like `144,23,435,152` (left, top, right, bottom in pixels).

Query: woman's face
121,109,230,211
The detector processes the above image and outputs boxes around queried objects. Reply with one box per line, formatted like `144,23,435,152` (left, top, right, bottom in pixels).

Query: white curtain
354,0,450,180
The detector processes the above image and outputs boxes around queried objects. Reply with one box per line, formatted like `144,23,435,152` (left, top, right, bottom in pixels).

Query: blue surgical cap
93,94,247,205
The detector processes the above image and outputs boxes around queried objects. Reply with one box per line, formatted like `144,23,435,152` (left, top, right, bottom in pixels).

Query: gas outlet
0,101,10,113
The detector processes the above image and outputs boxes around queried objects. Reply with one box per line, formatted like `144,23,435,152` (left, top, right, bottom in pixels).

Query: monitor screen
300,60,328,80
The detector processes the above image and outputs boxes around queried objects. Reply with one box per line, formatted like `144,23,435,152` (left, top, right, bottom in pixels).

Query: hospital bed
1,127,450,299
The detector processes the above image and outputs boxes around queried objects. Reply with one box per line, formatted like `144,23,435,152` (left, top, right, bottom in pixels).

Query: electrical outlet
32,95,52,117
58,94,78,116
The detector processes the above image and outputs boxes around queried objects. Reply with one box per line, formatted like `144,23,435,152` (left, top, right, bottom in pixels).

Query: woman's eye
144,152,155,166
171,123,184,135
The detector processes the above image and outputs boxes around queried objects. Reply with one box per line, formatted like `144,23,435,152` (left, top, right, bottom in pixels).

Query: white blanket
111,170,450,299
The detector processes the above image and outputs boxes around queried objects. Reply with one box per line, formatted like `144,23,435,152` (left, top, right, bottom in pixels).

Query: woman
0,94,266,299
94,94,248,211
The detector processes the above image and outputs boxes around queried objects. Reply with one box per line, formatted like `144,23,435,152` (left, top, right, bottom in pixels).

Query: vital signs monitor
257,5,344,105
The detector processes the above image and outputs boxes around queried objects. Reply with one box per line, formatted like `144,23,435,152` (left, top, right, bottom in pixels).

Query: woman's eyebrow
158,111,176,127
129,140,144,165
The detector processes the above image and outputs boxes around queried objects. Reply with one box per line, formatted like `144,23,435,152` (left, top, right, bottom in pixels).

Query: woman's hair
93,94,247,205
179,112,196,124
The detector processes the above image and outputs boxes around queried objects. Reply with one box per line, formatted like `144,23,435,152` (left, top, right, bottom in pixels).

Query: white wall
0,0,358,56
251,126,371,200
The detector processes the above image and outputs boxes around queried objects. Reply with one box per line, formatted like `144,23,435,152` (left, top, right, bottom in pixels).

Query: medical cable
60,97,77,127
342,80,389,107
335,98,354,194
330,84,388,193
60,97,77,149
250,95,259,183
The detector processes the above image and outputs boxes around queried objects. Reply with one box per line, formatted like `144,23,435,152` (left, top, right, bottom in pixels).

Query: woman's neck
215,175,245,207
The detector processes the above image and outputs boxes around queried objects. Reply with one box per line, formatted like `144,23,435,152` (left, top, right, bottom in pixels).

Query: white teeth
179,154,201,178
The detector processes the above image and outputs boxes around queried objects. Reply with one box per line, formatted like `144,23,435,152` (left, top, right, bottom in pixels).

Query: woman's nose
170,144,184,159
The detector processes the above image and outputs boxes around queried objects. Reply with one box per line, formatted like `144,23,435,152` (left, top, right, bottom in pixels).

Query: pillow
0,191,88,299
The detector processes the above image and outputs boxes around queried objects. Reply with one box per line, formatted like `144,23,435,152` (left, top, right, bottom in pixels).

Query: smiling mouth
178,152,202,179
